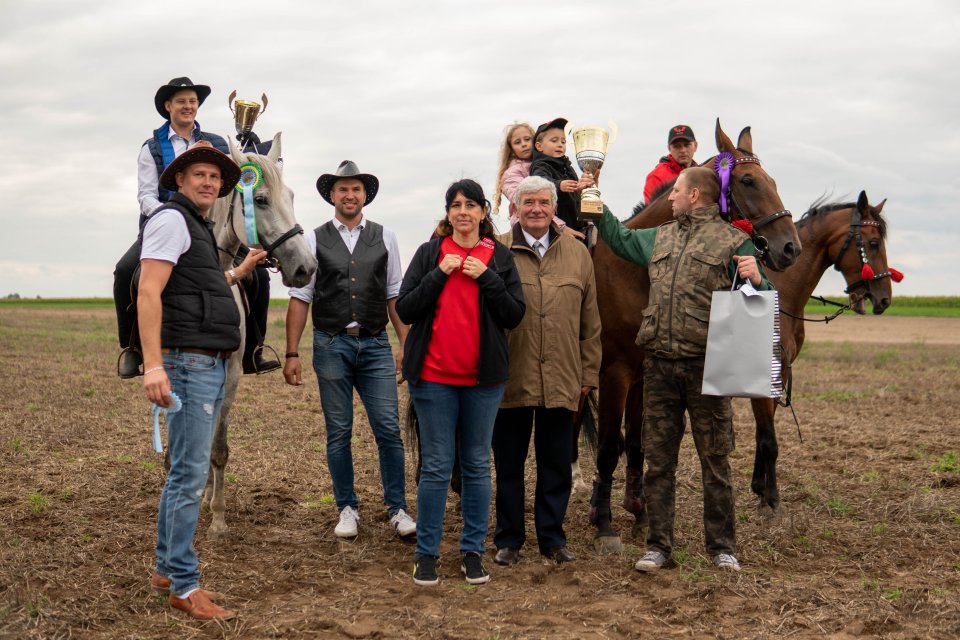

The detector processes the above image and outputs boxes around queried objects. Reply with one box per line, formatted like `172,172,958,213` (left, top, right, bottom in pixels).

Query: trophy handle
564,121,574,139
260,93,268,115
228,90,237,117
608,119,619,145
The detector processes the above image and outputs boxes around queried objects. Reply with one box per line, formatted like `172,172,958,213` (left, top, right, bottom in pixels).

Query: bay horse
203,133,317,538
750,190,893,511
589,120,802,552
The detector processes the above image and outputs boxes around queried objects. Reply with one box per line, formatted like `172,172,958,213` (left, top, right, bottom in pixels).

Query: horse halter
719,151,793,258
833,207,891,294
225,188,304,271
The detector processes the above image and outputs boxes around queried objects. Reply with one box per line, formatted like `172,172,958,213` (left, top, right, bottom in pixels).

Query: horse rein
832,207,890,294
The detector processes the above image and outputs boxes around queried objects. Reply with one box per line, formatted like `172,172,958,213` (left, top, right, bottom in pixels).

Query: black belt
162,347,232,360
340,326,377,337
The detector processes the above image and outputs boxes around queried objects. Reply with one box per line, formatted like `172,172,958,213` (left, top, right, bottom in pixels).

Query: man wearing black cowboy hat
283,161,415,541
139,145,266,621
114,76,280,379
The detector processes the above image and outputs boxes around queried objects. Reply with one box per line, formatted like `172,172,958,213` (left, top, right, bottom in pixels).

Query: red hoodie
643,155,697,204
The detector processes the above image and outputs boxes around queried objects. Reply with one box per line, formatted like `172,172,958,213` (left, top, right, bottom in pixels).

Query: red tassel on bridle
889,267,904,283
861,264,875,281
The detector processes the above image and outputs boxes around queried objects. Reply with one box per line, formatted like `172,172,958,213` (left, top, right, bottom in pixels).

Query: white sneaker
335,506,359,538
714,553,741,572
390,509,417,537
635,550,668,573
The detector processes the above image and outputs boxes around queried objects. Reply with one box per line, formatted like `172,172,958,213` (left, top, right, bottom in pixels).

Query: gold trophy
228,90,268,140
570,121,617,220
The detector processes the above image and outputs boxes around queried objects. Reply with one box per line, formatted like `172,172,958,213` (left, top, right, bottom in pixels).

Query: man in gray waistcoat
283,161,415,541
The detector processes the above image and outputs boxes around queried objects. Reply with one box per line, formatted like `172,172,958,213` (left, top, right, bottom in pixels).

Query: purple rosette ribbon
714,152,735,216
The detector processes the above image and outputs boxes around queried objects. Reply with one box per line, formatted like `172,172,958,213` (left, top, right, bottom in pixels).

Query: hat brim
535,117,569,140
154,84,212,120
315,174,379,207
159,147,241,198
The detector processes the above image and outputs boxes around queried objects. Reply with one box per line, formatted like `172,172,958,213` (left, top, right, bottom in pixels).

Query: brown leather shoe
542,545,577,564
151,574,223,601
169,590,236,621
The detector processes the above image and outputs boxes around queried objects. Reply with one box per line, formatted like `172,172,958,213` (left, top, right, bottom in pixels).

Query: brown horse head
715,119,802,272
843,191,892,315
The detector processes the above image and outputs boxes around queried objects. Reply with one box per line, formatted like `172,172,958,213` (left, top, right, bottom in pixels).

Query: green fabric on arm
595,205,658,268
730,240,774,290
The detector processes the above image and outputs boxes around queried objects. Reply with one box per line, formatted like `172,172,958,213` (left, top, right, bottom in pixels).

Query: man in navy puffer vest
114,77,278,377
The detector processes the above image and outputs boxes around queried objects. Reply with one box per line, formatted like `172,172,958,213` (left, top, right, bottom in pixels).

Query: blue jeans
312,329,407,513
409,380,505,557
155,350,227,596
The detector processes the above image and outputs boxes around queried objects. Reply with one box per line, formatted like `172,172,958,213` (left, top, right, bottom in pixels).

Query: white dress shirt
288,215,403,312
521,228,550,258
137,125,200,218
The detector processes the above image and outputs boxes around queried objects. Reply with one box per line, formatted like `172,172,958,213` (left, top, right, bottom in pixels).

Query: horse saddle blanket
702,282,782,399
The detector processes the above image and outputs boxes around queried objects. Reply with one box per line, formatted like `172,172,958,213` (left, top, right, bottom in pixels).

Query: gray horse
203,132,317,538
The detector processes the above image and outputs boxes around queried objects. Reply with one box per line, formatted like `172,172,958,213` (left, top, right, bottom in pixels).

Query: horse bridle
223,190,304,271
832,207,890,294
723,150,793,258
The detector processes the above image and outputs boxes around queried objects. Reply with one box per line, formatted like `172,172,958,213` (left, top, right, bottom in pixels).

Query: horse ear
856,190,869,214
874,198,887,215
715,118,735,152
737,126,753,154
228,138,244,164
267,132,282,164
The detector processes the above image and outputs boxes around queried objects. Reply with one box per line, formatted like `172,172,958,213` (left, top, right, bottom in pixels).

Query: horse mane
801,195,887,239
627,177,678,222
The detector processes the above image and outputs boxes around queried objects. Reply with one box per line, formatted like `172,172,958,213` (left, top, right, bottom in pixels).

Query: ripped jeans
154,349,227,596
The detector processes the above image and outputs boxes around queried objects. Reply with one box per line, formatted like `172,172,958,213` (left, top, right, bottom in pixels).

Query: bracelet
285,352,299,359
228,269,237,285
144,366,164,375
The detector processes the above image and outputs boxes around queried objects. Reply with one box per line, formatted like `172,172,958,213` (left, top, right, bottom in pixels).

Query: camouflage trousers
642,355,736,558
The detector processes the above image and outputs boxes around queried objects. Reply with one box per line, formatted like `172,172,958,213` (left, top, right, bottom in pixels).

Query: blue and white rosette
235,163,263,245
150,391,182,453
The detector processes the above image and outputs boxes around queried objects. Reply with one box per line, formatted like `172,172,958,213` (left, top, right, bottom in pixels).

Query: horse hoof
207,523,228,541
572,479,590,498
758,503,782,520
593,535,624,554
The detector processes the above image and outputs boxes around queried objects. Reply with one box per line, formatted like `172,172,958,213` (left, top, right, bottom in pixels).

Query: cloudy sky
2,1,957,298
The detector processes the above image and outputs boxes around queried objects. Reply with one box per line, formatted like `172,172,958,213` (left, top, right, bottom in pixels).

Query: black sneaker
461,551,490,585
413,554,439,586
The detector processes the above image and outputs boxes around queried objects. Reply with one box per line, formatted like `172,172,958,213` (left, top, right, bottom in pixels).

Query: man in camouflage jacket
595,166,773,573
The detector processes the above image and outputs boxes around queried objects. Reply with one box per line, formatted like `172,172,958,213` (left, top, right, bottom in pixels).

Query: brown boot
169,590,235,620
151,574,223,601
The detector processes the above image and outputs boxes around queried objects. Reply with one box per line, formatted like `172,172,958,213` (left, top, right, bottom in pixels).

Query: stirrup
244,344,281,375
117,347,143,379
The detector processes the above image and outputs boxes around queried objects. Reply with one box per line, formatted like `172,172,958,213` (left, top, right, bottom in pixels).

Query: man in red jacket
642,124,698,204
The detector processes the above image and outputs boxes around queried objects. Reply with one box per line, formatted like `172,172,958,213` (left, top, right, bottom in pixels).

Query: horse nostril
783,242,797,259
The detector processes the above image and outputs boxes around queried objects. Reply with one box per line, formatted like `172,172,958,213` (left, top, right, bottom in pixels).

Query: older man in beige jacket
492,175,602,566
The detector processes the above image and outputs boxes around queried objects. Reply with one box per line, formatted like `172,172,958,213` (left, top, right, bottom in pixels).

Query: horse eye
254,195,269,206
740,176,754,186
869,240,880,250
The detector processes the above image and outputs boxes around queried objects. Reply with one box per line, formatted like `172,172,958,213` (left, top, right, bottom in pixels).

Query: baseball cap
667,124,696,144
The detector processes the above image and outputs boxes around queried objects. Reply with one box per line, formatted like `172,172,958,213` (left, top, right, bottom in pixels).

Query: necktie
533,241,544,258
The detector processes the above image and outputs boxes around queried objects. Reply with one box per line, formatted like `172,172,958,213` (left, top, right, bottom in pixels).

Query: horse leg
570,404,590,497
750,398,781,513
621,385,648,537
590,370,628,553
206,326,244,540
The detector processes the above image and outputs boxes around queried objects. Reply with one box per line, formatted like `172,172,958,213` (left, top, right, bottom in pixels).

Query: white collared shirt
522,228,550,258
288,214,403,306
137,125,200,218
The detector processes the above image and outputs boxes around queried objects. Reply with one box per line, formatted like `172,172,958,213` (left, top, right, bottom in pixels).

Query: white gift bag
702,280,782,398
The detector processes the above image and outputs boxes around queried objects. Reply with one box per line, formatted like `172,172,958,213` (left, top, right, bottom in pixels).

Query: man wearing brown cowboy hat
115,77,280,380
139,144,265,621
284,161,415,540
